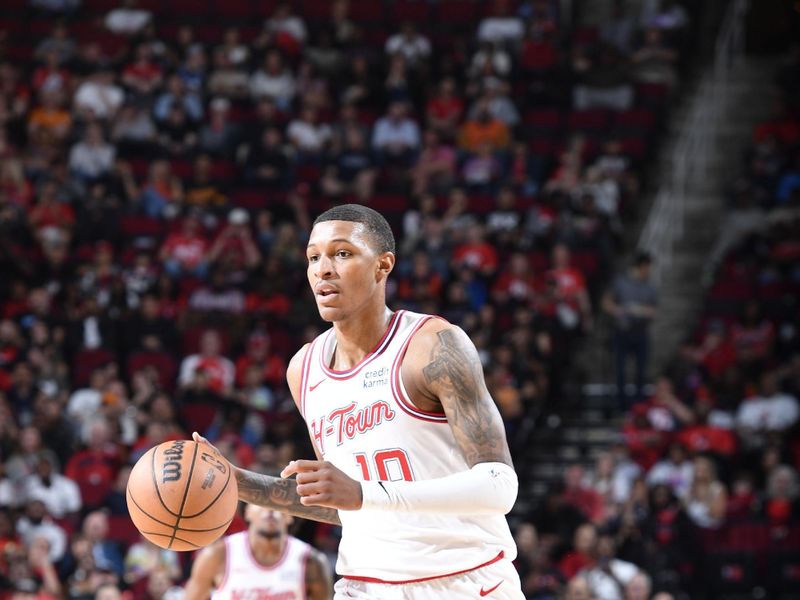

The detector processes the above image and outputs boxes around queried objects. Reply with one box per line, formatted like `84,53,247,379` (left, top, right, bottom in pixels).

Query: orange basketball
126,440,239,551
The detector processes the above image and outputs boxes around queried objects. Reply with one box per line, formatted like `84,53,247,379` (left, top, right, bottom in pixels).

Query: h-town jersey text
299,310,516,582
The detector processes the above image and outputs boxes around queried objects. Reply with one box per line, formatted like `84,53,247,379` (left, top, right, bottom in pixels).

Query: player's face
246,506,289,539
306,220,393,322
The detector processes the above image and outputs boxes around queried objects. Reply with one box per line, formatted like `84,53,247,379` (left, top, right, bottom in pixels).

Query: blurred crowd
0,0,699,598
512,48,800,600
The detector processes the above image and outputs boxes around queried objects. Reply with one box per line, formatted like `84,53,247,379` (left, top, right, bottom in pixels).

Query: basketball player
183,504,332,600
195,204,523,598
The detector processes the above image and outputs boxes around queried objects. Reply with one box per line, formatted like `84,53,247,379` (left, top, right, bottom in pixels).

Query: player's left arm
357,321,519,514
304,548,333,600
415,323,513,467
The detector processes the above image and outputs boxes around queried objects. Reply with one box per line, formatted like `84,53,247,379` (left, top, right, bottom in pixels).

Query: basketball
126,440,239,551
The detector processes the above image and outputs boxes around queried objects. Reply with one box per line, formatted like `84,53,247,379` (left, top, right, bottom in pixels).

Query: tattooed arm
412,323,513,468
193,344,342,525
357,321,518,514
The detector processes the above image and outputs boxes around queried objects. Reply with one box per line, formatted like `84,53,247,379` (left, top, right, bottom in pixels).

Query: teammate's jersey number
354,449,414,481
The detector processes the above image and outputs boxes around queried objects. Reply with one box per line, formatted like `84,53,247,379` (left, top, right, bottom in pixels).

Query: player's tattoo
235,470,341,525
423,328,513,467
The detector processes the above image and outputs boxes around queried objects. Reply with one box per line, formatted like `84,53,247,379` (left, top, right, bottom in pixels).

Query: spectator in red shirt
64,418,120,510
676,396,737,458
235,330,286,390
492,252,539,307
682,319,737,382
158,214,209,280
558,522,597,580
562,464,605,523
28,180,75,247
452,223,499,276
425,77,464,140
547,243,593,332
730,301,775,376
623,404,670,470
122,44,163,98
178,329,234,395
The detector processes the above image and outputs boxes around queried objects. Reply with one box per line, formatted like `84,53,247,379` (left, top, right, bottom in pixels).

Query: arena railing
637,0,749,285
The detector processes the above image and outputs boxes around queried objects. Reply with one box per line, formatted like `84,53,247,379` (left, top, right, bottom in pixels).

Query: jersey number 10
355,449,414,482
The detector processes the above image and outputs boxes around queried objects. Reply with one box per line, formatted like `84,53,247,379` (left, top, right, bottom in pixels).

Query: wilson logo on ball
162,440,186,483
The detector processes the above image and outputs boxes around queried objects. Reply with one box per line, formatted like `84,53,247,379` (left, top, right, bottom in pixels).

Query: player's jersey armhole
298,339,316,419
390,316,448,423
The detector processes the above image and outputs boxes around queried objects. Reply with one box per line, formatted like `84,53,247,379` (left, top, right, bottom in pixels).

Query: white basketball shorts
333,557,524,600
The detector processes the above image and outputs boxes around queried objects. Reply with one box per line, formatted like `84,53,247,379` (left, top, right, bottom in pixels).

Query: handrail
637,0,749,285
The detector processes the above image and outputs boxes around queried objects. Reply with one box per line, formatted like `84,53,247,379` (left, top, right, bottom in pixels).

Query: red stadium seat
614,108,656,134
72,349,116,388
438,0,479,24
107,515,143,547
119,216,166,240
128,351,178,392
392,1,430,21
568,109,612,132
210,0,253,20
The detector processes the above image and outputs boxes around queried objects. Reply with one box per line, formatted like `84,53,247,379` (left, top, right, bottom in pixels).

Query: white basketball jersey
299,310,517,582
211,532,310,600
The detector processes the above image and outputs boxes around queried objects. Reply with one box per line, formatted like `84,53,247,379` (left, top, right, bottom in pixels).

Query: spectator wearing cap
21,453,81,520
199,98,241,158
205,210,261,284
603,252,658,410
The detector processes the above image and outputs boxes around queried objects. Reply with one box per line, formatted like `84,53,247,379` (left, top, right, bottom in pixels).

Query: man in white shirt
736,371,799,434
287,106,332,156
385,22,431,69
372,101,420,166
73,70,124,120
23,454,82,519
105,0,152,35
16,500,67,563
582,532,640,600
249,51,295,110
178,329,235,393
646,442,693,499
477,0,525,46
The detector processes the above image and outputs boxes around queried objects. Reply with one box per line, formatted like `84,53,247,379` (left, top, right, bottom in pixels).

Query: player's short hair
313,204,396,254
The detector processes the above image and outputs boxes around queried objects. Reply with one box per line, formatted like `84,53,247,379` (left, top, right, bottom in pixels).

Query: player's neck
249,534,286,565
331,305,393,370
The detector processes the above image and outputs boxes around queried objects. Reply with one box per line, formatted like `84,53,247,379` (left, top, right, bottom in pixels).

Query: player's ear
377,252,395,280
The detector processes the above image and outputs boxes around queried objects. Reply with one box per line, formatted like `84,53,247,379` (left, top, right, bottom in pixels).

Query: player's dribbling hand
281,460,363,510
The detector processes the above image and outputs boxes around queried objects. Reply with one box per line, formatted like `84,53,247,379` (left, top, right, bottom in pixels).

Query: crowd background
0,0,796,599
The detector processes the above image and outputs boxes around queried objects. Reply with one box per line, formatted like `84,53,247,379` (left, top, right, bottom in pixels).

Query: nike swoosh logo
308,378,326,392
480,581,503,596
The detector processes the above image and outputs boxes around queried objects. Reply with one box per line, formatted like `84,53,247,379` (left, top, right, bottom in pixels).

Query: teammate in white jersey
195,204,523,599
183,504,332,600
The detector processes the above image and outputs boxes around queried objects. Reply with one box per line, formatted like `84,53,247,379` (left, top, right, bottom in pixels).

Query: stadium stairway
647,54,779,374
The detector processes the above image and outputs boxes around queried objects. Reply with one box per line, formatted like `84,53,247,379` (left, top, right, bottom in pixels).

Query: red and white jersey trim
342,551,505,584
